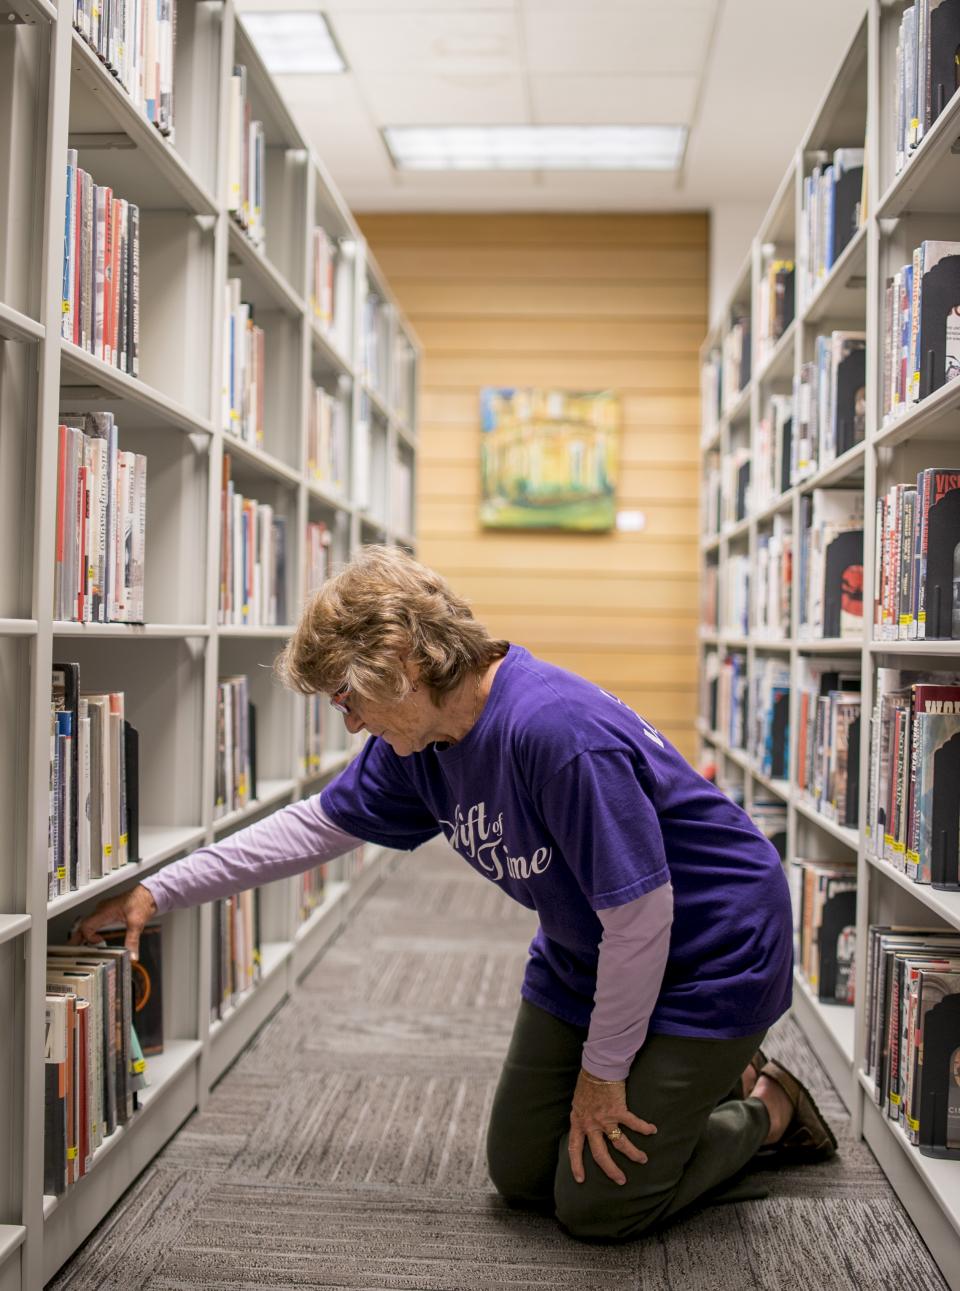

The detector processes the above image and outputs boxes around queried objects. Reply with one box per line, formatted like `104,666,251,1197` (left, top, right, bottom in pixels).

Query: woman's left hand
568,1070,657,1185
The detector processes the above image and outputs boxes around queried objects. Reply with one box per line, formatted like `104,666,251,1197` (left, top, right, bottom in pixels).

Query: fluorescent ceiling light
382,125,687,172
241,12,346,74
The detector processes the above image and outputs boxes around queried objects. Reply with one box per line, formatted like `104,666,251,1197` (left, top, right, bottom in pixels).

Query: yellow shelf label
119,833,128,846
56,867,66,880
67,1146,78,1160
890,1092,901,1105
132,1059,146,1074
907,1115,919,1131
104,844,113,856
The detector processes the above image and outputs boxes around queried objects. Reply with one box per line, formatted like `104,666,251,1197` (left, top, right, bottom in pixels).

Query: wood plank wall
359,213,708,761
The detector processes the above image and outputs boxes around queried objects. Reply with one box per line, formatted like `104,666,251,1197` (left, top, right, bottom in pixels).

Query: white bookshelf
699,9,960,1286
0,4,418,1287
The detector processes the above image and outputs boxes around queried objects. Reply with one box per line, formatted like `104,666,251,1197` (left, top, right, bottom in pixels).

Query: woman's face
337,682,453,757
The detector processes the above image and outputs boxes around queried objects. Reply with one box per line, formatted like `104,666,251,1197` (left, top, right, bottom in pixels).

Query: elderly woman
76,545,836,1242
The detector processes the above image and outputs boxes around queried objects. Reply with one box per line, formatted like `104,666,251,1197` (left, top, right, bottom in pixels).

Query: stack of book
883,242,960,422
72,0,176,137
222,278,265,446
798,148,865,307
750,657,790,780
55,414,147,625
702,563,718,632
305,520,331,597
798,488,865,639
311,226,337,331
704,651,747,749
306,387,348,493
703,450,721,537
211,890,261,1021
361,292,388,393
757,254,795,362
791,333,866,483
864,925,960,1158
796,663,861,827
867,668,960,888
219,455,288,626
303,696,326,777
50,664,139,901
723,554,750,636
700,348,722,442
721,315,750,410
227,65,265,250
754,394,794,510
214,675,256,820
893,1,960,175
721,445,751,526
874,470,960,641
299,864,327,922
754,516,792,639
789,859,857,1003
61,151,140,375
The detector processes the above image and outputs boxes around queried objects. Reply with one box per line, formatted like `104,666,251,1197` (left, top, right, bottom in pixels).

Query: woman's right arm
70,796,363,959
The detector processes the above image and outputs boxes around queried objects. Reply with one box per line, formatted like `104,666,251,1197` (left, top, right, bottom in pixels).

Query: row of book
50,664,139,901
789,858,856,1005
722,553,749,636
796,664,861,829
703,651,746,751
750,658,789,781
227,65,265,251
754,394,793,511
754,517,792,639
794,333,866,480
305,519,332,597
222,277,265,446
702,563,718,632
361,292,389,396
300,864,328,923
307,386,348,493
894,1,960,176
214,675,257,820
798,148,865,309
867,668,960,889
874,469,960,642
72,0,176,137
756,256,795,363
311,227,338,331
219,454,289,626
701,350,721,443
865,924,960,1157
883,241,960,422
721,315,750,414
798,488,864,639
304,695,326,778
211,890,261,1022
55,413,147,625
45,932,162,1196
61,152,141,375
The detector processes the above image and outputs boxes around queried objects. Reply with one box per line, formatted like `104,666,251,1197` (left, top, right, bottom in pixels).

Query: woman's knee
486,1124,555,1212
554,1177,670,1243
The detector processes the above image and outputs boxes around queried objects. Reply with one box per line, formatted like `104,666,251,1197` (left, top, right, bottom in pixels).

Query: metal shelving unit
0,5,419,1288
698,8,960,1286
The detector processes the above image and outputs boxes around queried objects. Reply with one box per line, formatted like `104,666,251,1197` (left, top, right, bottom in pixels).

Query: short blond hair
277,545,509,704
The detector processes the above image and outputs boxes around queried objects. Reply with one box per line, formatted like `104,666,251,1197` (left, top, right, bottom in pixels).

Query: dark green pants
486,999,770,1242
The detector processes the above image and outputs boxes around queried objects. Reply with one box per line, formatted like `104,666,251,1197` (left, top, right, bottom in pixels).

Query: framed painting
479,387,620,531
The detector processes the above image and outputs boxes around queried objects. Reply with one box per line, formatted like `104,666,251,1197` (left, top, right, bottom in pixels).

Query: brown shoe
759,1059,838,1162
737,1046,769,1099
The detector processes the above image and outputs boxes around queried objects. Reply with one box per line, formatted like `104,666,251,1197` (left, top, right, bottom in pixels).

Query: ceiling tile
521,5,715,75
328,11,520,74
530,74,698,125
363,72,528,124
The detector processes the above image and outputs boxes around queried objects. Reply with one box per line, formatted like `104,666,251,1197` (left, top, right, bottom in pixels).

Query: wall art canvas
479,387,620,531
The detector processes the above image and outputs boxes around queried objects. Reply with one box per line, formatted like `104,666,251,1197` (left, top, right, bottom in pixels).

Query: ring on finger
605,1126,622,1141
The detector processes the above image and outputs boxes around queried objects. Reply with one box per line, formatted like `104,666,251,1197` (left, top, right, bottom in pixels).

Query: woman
75,545,837,1242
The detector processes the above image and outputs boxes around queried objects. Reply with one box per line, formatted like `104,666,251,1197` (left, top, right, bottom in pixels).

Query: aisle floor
50,839,948,1290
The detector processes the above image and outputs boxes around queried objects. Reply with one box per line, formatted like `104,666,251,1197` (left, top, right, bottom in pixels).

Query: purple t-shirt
321,644,793,1036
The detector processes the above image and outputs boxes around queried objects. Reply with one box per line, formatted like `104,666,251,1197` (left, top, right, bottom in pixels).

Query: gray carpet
49,839,949,1290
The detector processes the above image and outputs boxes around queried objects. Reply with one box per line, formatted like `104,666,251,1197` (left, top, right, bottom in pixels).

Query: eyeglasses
330,684,352,715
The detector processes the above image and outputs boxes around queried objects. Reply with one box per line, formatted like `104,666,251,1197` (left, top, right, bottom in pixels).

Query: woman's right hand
69,884,158,961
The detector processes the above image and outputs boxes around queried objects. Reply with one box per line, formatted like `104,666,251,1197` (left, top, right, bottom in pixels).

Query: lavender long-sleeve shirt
141,795,671,1078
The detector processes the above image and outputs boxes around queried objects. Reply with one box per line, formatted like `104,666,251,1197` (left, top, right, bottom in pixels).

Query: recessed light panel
241,12,346,75
382,124,687,171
